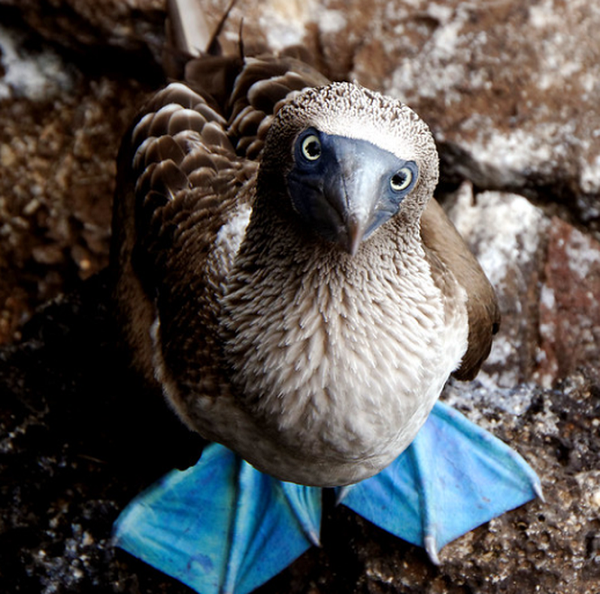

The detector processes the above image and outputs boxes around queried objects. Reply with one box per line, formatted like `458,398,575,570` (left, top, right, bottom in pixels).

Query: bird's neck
219,211,450,458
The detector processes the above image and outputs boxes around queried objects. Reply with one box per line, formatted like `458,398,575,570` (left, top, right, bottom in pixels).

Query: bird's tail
166,0,238,56
164,0,240,79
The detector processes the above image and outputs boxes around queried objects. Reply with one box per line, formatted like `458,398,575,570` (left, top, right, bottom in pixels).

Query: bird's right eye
301,134,322,161
390,167,413,192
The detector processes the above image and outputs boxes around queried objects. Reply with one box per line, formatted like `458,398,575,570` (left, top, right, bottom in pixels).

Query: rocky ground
0,1,599,593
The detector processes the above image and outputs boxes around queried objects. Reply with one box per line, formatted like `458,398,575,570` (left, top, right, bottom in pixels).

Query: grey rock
446,183,550,387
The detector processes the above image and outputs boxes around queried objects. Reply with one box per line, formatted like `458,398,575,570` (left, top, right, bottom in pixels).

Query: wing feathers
421,199,500,380
144,135,187,168
167,108,211,136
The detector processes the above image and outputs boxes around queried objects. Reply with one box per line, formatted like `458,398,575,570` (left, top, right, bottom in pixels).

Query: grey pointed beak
342,215,367,257
321,138,406,256
323,161,389,257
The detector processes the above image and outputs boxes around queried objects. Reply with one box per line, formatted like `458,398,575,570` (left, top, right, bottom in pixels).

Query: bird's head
258,82,439,255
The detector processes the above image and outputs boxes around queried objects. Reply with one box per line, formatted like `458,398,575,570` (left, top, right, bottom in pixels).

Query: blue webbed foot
113,443,321,594
338,400,542,563
113,401,541,591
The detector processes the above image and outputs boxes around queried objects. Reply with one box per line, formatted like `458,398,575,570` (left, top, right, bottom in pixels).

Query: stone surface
535,217,600,386
446,184,600,389
349,0,600,227
1,0,600,593
0,0,165,57
446,183,550,387
0,13,156,344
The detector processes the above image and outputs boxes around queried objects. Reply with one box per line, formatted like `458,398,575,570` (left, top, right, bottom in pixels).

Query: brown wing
111,50,331,390
421,198,501,381
184,52,329,158
111,81,248,385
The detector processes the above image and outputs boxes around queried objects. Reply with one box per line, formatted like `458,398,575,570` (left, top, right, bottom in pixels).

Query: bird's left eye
301,134,322,161
390,167,413,192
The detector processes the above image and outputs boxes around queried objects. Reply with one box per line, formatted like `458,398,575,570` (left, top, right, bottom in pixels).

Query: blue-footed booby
111,1,541,592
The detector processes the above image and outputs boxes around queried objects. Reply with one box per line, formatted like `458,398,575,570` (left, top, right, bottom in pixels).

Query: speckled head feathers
259,81,439,216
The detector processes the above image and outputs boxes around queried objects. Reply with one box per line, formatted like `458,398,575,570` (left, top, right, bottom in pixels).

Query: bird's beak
322,140,396,256
287,133,408,256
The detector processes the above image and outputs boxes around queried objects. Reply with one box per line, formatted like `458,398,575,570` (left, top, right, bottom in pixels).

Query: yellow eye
301,134,322,161
390,167,413,192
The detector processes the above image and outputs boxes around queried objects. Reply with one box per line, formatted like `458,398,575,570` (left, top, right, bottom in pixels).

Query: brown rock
535,216,600,386
0,24,152,343
349,0,600,225
0,0,165,54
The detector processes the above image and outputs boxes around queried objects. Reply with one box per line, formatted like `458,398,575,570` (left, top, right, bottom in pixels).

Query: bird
110,1,541,592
